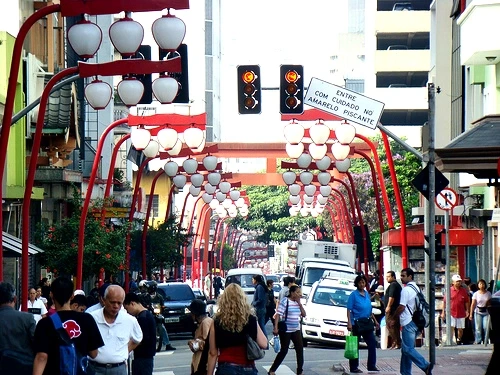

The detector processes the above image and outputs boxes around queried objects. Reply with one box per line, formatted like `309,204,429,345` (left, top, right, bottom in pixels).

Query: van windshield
303,268,356,286
226,274,255,288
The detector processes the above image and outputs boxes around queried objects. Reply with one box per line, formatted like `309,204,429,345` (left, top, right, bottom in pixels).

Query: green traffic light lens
285,96,298,109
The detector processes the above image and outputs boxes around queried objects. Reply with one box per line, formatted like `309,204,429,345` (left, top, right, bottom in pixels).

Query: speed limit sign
435,188,458,210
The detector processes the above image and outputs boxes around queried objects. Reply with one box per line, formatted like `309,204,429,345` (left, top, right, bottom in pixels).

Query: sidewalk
331,345,492,374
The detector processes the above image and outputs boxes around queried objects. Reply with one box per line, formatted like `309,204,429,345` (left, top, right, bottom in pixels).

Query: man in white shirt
88,285,143,375
395,268,432,375
20,288,47,324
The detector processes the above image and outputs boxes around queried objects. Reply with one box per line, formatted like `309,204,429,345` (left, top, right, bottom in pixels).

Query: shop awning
2,232,43,255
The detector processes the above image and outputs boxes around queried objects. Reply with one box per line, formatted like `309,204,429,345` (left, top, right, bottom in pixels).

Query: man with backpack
32,276,104,375
395,268,433,375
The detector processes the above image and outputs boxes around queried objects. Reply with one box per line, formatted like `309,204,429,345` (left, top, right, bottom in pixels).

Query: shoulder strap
50,312,72,345
50,312,63,329
284,298,289,321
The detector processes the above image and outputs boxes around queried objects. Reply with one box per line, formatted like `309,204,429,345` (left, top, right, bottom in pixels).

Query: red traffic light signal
280,64,304,114
237,65,261,114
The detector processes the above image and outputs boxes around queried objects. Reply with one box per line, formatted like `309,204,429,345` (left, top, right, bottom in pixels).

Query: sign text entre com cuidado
304,78,385,130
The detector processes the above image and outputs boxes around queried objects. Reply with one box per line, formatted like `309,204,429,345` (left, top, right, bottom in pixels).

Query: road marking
155,351,175,356
263,365,295,375
153,372,175,375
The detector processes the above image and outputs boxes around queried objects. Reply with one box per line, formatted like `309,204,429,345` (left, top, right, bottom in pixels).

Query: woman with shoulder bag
346,274,380,373
269,285,306,375
470,279,492,345
207,284,267,375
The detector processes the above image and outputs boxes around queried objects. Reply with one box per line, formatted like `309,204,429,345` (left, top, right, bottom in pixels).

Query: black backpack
406,284,430,331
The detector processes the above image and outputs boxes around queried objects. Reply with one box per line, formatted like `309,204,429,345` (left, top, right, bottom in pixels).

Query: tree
229,185,320,244
35,189,129,279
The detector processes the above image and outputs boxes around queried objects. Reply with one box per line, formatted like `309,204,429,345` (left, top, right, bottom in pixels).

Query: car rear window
158,284,195,301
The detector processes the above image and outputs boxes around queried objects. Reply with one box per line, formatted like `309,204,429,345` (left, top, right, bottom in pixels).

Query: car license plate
329,329,345,336
165,317,180,323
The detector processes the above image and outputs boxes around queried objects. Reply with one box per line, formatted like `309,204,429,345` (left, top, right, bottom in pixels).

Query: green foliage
229,185,320,244
34,189,128,279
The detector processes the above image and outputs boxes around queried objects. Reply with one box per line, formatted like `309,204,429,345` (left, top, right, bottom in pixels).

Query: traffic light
267,245,275,258
237,65,261,114
436,230,445,264
134,45,152,104
280,64,304,114
159,44,189,103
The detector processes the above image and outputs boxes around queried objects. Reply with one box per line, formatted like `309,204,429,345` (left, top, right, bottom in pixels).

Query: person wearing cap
442,274,470,345
187,299,212,375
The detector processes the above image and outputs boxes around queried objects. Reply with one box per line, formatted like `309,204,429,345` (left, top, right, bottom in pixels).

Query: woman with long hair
207,283,267,375
269,284,306,375
470,278,492,344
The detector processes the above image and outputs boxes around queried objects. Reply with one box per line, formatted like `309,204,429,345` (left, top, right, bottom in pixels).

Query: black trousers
269,330,303,375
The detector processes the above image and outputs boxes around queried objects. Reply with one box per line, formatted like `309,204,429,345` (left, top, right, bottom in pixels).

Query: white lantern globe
335,122,356,144
209,199,219,209
317,172,331,186
332,143,351,161
309,121,331,144
130,126,151,151
229,190,240,201
109,16,144,57
182,158,198,174
299,171,314,185
167,139,183,156
204,183,217,195
304,195,314,205
297,153,312,169
336,158,352,173
216,204,226,215
203,155,218,171
202,193,213,204
222,198,233,209
219,181,232,194
300,207,309,217
163,160,178,177
310,209,319,218
152,75,179,104
191,136,206,153
316,155,332,171
190,173,204,188
289,206,299,217
317,195,328,205
207,172,222,186
117,77,144,107
289,184,301,196
216,191,227,203
85,79,112,110
67,20,102,59
189,185,201,197
173,174,187,188
286,143,304,159
315,205,325,214
289,195,300,205
320,185,332,197
157,127,179,150
184,126,205,150
304,184,317,196
284,120,304,144
282,171,296,185
235,197,245,208
152,11,186,52
239,208,249,217
142,139,159,158
308,143,327,161
229,210,238,218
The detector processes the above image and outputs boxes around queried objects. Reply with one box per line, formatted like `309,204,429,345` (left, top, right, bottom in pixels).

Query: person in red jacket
442,274,470,345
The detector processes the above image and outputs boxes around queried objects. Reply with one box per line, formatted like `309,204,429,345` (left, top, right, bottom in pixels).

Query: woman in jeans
207,284,267,375
346,274,380,373
470,279,492,344
269,285,306,375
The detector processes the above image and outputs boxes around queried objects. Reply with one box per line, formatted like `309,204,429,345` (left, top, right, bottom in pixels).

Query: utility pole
427,82,437,365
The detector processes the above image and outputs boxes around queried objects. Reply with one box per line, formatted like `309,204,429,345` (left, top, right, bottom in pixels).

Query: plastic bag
344,333,358,360
273,335,280,353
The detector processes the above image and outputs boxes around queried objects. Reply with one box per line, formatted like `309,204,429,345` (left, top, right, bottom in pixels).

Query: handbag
272,335,281,353
246,334,265,361
355,317,374,332
277,299,289,333
344,333,358,360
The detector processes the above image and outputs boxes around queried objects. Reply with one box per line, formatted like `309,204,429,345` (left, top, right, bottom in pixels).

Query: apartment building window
145,194,159,218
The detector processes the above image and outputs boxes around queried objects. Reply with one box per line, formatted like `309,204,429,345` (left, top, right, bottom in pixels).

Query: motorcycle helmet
138,280,148,291
148,281,158,294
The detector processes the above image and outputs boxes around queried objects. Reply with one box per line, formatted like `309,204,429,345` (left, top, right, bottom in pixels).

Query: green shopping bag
344,333,358,360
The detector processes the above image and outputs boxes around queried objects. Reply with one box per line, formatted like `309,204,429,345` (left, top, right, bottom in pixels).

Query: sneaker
368,367,380,372
164,344,176,351
350,369,363,374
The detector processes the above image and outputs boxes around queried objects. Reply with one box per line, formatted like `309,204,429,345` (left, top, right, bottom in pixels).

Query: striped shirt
277,298,301,332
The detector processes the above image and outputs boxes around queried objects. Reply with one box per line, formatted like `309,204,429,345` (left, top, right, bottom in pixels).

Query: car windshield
312,286,353,307
226,274,255,288
157,285,195,301
303,268,356,286
266,275,280,283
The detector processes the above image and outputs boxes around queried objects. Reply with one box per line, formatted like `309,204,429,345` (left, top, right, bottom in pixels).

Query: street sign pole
444,209,452,346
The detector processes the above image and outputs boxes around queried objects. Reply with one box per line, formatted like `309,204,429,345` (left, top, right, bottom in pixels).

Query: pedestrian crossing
153,365,296,374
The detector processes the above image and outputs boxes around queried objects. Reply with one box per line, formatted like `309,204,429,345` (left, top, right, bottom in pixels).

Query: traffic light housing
237,65,261,114
134,45,152,104
280,64,304,114
159,44,189,103
267,245,275,258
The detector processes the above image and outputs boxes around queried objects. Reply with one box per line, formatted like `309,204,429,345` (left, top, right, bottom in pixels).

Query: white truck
295,240,357,299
